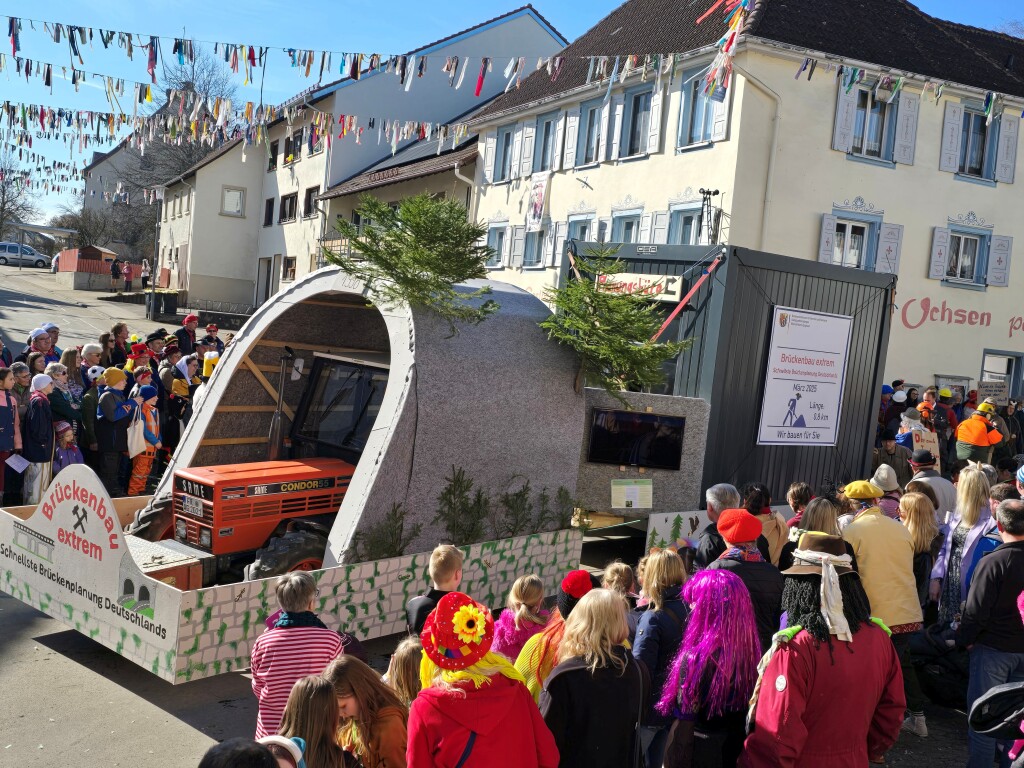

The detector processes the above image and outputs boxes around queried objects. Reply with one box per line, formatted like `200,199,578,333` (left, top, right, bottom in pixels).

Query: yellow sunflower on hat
452,603,488,645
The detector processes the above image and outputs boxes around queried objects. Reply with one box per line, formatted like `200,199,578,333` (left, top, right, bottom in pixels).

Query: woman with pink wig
657,569,760,768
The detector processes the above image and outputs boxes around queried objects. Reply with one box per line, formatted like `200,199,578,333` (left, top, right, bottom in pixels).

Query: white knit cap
31,374,53,391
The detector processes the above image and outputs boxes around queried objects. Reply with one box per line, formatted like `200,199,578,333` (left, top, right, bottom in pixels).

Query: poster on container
757,307,853,446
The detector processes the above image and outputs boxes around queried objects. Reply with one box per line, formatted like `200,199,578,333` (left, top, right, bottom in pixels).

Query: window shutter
510,123,525,178
817,214,838,262
639,213,653,243
563,109,579,169
598,217,611,242
482,130,497,183
550,221,568,267
599,101,612,161
652,211,669,244
511,225,526,268
893,92,920,165
988,235,1013,287
519,121,536,177
832,85,857,153
647,86,664,154
609,93,626,160
552,111,566,172
501,225,512,265
710,93,730,142
939,102,964,173
928,227,951,279
542,227,556,266
875,223,904,274
996,114,1018,184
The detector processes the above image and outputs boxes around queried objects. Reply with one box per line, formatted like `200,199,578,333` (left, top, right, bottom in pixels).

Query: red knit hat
557,569,594,619
421,592,494,671
127,343,150,360
717,509,763,544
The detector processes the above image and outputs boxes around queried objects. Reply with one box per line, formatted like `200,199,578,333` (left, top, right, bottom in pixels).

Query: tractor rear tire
244,530,329,581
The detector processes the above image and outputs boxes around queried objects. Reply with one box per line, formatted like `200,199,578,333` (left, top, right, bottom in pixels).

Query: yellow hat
977,402,997,414
843,480,883,500
103,367,127,386
939,388,953,398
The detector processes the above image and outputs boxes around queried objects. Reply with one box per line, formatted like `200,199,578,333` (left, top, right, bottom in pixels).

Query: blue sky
0,0,1019,218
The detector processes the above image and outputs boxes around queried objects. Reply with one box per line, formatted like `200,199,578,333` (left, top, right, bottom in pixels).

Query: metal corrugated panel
701,248,895,498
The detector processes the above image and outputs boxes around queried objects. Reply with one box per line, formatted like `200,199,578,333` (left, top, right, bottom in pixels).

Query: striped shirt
251,626,344,738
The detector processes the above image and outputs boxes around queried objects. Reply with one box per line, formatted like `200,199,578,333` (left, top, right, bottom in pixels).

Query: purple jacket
931,505,998,603
53,444,84,475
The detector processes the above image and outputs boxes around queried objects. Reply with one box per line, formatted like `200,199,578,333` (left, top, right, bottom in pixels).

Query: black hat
200,335,218,346
880,429,896,441
910,449,936,466
146,329,168,344
969,680,1024,738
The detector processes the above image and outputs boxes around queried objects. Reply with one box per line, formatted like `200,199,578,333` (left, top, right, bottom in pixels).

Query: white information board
757,307,853,446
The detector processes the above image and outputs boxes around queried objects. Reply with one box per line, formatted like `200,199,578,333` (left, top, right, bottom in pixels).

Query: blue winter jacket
632,587,690,727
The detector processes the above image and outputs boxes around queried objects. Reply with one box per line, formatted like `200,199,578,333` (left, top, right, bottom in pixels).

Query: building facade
467,0,1024,393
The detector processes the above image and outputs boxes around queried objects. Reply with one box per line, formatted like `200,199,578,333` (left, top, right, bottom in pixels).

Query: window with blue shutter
494,123,516,182
621,85,653,157
612,214,642,243
945,227,991,287
678,73,715,147
577,99,604,165
819,209,883,270
534,111,560,172
485,226,506,268
523,229,545,267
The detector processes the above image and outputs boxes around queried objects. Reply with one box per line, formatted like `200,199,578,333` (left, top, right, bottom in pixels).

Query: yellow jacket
843,506,922,629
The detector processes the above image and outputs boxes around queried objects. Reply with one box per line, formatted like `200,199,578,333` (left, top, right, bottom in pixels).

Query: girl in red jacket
409,592,559,768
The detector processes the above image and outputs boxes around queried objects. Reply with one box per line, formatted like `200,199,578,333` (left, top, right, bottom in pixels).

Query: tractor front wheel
244,530,329,581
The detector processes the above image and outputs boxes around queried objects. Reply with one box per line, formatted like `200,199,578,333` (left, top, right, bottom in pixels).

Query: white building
164,5,565,309
466,0,1024,392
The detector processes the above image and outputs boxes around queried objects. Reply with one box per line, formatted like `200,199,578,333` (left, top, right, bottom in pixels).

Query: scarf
30,390,49,404
273,611,328,629
719,542,765,562
175,358,193,378
788,548,854,642
419,650,526,691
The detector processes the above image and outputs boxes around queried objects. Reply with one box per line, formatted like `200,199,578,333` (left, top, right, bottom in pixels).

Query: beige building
161,139,264,307
467,0,1024,392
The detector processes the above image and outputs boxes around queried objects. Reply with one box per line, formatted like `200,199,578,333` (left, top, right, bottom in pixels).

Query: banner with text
757,307,853,446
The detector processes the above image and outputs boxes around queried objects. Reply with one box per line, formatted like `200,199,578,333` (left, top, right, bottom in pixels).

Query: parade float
0,267,586,683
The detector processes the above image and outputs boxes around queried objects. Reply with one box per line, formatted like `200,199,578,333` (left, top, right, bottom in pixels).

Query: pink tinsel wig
656,569,760,719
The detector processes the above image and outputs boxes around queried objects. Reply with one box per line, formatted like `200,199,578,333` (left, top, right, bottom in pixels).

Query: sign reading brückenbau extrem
757,307,853,447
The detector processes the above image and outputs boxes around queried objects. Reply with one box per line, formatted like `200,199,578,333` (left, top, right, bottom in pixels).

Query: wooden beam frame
199,437,269,446
242,357,295,420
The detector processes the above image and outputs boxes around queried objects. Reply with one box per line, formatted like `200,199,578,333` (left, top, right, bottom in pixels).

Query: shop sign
596,273,682,302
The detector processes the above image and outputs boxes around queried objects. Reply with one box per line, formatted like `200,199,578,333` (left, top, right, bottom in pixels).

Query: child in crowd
324,655,408,768
52,421,84,475
659,570,760,768
276,675,350,768
128,386,161,496
385,636,423,707
405,544,463,635
0,367,22,505
515,569,594,702
256,735,305,768
602,560,641,642
22,373,55,504
410,592,559,768
492,574,550,660
786,481,813,528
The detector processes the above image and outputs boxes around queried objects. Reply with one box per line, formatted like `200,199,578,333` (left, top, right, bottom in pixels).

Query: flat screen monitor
587,408,685,470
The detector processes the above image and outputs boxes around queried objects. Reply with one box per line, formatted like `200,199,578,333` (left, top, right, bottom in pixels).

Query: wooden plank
257,339,383,356
242,357,295,420
199,437,269,446
215,405,278,413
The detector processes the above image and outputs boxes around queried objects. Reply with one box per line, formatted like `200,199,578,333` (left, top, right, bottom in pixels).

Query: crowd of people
0,315,229,505
196,436,1024,768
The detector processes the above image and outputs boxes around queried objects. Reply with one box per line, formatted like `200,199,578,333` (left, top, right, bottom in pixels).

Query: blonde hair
275,571,317,612
277,676,349,768
900,492,940,554
506,574,547,630
956,468,991,527
643,549,686,611
387,636,423,707
558,589,629,673
602,560,636,596
428,544,464,586
635,555,650,588
800,498,840,536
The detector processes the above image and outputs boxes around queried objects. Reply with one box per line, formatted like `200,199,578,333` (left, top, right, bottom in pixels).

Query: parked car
0,243,50,268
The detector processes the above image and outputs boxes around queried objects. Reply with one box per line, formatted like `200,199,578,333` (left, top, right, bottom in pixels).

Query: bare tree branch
1000,20,1024,37
0,150,41,240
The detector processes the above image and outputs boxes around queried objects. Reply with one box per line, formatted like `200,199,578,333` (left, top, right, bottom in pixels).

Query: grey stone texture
576,389,710,514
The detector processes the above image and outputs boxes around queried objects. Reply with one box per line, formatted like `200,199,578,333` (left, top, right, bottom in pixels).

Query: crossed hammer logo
71,504,88,533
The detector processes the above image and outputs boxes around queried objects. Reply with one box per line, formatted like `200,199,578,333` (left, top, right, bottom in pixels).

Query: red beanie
557,570,594,618
717,508,763,544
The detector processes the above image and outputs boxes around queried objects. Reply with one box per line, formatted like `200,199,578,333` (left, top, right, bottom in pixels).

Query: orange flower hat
421,591,494,671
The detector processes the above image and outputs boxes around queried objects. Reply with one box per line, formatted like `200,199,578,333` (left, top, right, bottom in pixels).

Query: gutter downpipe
731,60,781,251
453,160,475,213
